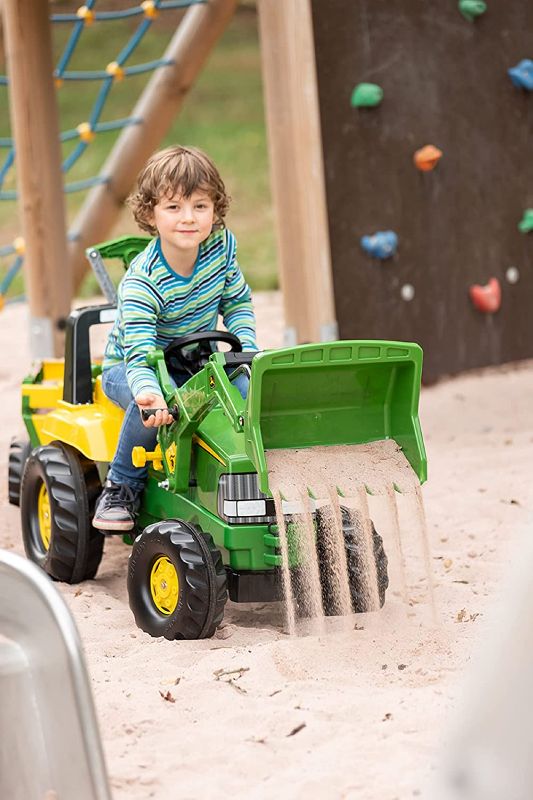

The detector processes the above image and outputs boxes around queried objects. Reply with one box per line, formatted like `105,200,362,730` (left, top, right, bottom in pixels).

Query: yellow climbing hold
76,122,96,143
13,237,25,256
54,77,64,89
76,5,95,25
106,62,125,81
141,1,159,19
0,295,5,312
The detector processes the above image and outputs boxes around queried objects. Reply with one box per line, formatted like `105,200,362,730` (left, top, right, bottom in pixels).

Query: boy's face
151,188,216,255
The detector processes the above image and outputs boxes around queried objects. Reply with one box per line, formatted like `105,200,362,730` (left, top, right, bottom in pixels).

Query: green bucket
244,340,427,494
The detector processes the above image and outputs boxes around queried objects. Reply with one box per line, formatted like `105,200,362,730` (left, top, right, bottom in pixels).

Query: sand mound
1,295,532,798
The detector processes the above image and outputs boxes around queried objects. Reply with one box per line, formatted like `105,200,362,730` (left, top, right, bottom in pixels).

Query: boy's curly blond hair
127,145,230,235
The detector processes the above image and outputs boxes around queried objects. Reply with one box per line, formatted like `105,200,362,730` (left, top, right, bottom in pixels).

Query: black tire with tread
8,437,32,507
128,520,228,640
20,443,104,583
316,505,389,614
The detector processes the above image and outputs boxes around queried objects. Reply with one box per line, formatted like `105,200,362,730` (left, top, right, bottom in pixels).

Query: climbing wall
311,0,533,381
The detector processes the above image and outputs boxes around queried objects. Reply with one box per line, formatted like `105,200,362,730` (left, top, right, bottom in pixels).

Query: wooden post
3,0,71,358
257,0,337,345
68,0,237,291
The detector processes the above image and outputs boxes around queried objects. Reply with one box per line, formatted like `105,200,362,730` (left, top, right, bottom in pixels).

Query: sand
1,292,532,799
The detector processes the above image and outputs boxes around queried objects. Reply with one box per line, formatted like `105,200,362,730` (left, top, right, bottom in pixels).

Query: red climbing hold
469,277,501,313
413,145,443,172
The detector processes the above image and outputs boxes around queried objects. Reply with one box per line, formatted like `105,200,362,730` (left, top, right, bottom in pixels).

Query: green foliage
0,8,277,297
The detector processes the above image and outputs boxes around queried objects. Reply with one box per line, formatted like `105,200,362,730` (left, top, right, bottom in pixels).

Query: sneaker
93,481,141,532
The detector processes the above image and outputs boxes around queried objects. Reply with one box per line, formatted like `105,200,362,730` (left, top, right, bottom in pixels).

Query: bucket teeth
281,497,318,515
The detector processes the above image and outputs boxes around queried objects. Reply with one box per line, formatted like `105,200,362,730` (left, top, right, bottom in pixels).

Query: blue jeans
102,362,249,492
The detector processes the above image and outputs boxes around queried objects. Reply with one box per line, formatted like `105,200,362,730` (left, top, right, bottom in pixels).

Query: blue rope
55,0,97,79
94,116,142,132
62,141,90,172
0,0,205,263
89,77,115,129
64,175,109,193
0,118,140,148
60,117,141,142
55,59,173,81
1,175,109,202
0,150,15,187
116,16,154,64
0,255,23,295
50,0,207,23
0,243,16,258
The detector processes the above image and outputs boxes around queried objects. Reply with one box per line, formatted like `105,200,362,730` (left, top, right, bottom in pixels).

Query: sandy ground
1,293,532,799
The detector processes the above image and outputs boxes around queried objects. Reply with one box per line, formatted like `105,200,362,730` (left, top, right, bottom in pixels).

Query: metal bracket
85,248,118,305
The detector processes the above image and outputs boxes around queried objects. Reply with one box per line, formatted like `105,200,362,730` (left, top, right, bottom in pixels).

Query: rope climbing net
0,0,206,306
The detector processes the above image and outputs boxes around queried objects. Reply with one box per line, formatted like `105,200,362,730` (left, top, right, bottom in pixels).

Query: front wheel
20,443,104,583
128,520,228,640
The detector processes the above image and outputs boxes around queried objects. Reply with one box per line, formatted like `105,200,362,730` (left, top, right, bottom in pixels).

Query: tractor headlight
218,475,320,524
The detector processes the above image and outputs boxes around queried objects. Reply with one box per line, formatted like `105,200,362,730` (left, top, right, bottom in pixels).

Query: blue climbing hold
360,231,398,260
508,59,533,91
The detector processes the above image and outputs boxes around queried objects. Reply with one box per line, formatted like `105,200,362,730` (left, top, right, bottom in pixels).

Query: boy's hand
135,393,174,428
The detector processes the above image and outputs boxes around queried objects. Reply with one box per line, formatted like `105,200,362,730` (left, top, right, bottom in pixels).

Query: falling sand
266,439,436,634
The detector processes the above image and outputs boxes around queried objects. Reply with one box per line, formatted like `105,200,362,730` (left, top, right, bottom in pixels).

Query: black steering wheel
164,331,242,377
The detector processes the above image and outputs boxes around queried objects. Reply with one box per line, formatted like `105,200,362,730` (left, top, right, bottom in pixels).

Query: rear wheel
128,520,228,640
317,506,388,614
8,437,32,506
20,443,104,583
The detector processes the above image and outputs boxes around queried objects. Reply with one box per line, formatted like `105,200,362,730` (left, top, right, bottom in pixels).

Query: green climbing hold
351,83,383,108
518,209,533,233
458,0,487,21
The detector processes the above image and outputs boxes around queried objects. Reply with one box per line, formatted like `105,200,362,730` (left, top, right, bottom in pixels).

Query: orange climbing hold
413,145,443,172
76,122,96,143
141,1,159,18
469,277,501,313
76,5,95,25
13,237,25,256
106,62,125,81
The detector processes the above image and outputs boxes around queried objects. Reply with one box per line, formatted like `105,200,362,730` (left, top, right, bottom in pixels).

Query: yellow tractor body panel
29,375,123,463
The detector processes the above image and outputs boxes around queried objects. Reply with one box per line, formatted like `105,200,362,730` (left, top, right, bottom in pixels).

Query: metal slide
0,549,111,800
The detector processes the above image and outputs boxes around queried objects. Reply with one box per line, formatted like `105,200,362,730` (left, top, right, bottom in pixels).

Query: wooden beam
257,0,337,345
68,0,237,291
3,0,70,358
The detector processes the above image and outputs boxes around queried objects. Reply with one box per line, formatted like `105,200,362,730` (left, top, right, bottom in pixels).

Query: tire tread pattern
20,443,104,583
128,520,228,640
8,438,32,507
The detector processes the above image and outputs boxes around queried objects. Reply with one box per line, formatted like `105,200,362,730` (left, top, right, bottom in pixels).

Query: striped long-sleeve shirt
102,228,257,397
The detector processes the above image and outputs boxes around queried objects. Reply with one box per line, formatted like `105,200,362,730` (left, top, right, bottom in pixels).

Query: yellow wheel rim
37,482,52,551
150,556,179,615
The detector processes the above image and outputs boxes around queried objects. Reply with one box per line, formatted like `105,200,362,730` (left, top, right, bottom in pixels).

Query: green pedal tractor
8,237,427,640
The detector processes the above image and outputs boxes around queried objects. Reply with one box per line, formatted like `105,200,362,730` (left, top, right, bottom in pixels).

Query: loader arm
148,350,246,493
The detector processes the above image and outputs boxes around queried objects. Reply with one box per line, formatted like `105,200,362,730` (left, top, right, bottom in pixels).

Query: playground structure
1,1,532,379
1,0,335,361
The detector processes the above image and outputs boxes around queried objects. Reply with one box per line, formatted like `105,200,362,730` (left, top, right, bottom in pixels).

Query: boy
93,145,257,531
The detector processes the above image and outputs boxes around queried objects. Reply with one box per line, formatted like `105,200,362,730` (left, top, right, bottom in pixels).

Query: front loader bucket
244,341,427,494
